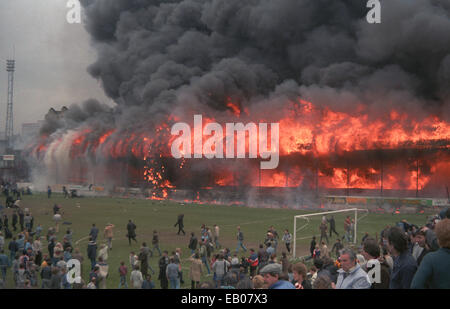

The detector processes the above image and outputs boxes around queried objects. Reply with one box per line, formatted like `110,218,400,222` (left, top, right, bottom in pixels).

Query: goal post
292,208,369,259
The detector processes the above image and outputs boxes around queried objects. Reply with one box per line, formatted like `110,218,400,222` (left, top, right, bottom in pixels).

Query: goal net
292,208,369,259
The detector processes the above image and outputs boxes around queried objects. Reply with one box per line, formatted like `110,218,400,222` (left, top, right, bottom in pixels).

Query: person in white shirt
130,265,144,289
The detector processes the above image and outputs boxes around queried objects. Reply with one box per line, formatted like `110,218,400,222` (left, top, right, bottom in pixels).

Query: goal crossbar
293,208,368,259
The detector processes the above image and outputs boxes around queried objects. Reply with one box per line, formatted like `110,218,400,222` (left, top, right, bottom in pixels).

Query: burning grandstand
25,0,450,208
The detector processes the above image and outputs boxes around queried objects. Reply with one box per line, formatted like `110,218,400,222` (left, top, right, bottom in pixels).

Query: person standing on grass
236,226,247,254
127,220,137,245
166,257,181,289
53,213,62,233
87,237,97,270
175,248,184,284
247,249,259,278
49,266,62,289
343,216,351,243
188,232,198,255
331,238,344,258
40,259,52,288
0,250,9,282
2,214,8,230
151,230,162,257
212,254,230,287
89,224,99,242
174,214,185,236
199,240,211,275
321,241,330,258
24,213,32,233
213,224,221,249
158,251,169,289
53,204,60,215
282,230,292,254
104,223,114,250
18,209,25,232
189,253,203,289
47,186,52,199
258,244,269,272
12,211,18,232
118,261,128,289
269,226,279,251
129,251,139,270
138,246,149,278
305,236,316,261
319,221,329,245
95,256,109,289
327,215,339,238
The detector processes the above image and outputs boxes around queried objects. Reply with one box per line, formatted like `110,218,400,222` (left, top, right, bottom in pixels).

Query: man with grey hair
336,249,371,289
259,263,295,289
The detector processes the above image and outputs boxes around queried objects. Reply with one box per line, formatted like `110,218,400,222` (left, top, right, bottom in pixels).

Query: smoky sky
73,0,450,128
0,0,111,135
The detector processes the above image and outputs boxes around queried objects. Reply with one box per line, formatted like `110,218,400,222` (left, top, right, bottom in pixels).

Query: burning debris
25,0,450,205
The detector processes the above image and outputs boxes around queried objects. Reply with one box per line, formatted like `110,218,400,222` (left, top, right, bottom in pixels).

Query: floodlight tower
5,59,15,148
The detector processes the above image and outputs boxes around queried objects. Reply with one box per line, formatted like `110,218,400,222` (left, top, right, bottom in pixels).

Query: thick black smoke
28,0,450,198
76,0,450,122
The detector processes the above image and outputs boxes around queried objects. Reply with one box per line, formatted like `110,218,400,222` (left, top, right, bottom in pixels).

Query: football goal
292,208,369,259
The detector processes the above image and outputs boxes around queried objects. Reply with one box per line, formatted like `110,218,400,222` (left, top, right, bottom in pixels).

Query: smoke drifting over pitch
28,0,450,203
77,0,450,117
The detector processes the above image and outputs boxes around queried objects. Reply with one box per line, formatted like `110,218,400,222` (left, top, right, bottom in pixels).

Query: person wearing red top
118,261,128,288
247,249,259,277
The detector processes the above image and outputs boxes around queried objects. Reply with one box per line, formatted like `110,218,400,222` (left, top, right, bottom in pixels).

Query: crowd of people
0,181,449,289
155,209,450,289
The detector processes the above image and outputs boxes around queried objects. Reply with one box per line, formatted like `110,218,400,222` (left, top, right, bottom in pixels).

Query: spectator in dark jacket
89,224,99,242
158,251,169,289
313,257,334,283
127,220,137,245
47,238,55,259
411,219,450,289
40,261,52,288
12,212,18,231
306,236,316,261
174,214,185,235
327,216,339,238
49,267,61,289
387,227,417,289
331,239,344,258
321,256,338,283
188,233,198,255
87,237,97,270
8,237,18,262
